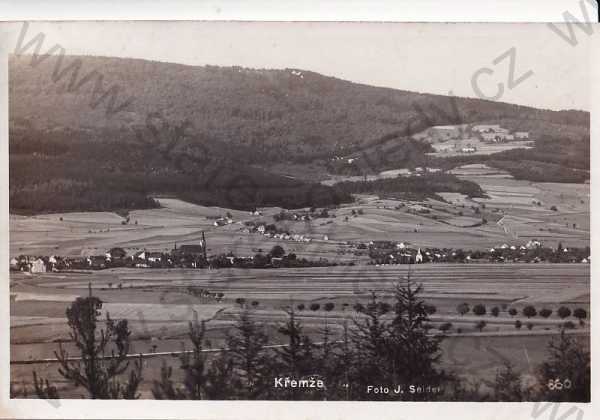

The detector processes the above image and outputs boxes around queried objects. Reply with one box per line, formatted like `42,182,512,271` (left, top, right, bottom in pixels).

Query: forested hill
9,54,588,164
9,54,589,213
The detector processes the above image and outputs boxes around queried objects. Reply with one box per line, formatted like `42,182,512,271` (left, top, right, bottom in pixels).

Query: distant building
461,146,476,153
415,248,423,263
515,132,530,139
472,124,501,133
9,257,19,270
30,258,47,273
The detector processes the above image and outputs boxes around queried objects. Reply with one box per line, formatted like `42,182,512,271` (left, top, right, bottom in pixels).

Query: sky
10,21,591,111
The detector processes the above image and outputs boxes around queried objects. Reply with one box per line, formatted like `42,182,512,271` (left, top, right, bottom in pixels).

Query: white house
30,258,47,273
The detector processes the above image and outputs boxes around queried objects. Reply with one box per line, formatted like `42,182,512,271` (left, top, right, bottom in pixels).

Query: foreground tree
152,317,235,399
537,329,590,402
387,275,448,399
275,308,318,399
351,293,391,394
493,362,527,401
48,287,143,399
225,308,273,398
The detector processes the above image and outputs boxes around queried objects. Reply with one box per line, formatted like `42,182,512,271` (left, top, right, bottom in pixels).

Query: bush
457,303,470,316
324,302,335,312
475,320,487,332
508,308,517,316
473,304,487,316
573,308,587,321
563,321,576,329
491,307,500,317
235,297,246,306
439,322,453,333
309,303,320,311
557,306,572,319
539,308,552,318
296,303,305,311
523,306,537,318
515,320,522,329
251,301,260,307
353,303,365,312
526,322,534,330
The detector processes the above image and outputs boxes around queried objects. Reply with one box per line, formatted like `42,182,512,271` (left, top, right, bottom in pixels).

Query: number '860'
547,378,572,391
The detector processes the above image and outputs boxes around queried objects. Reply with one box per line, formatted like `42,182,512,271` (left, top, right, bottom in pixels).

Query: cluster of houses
9,231,346,274
239,221,323,243
472,124,529,143
364,239,590,265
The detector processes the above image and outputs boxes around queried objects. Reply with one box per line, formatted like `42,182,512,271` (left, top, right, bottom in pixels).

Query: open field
429,139,533,157
10,263,589,397
9,176,590,261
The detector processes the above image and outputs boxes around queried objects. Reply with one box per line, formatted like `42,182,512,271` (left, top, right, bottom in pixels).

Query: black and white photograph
1,12,596,415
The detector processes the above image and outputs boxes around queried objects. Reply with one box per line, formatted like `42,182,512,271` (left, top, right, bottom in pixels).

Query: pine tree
152,316,235,399
53,286,143,399
537,329,590,402
387,271,448,400
225,308,273,398
275,307,317,399
493,362,523,401
350,292,391,399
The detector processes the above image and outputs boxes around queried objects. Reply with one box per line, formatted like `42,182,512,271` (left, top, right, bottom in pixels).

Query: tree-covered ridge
10,54,588,165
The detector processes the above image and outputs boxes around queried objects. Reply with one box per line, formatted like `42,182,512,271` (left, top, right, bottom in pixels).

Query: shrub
515,320,522,329
235,297,246,306
508,308,518,316
475,320,487,332
473,304,487,316
309,303,320,311
526,322,534,330
491,307,500,317
251,301,259,307
563,321,576,329
457,303,470,316
353,303,365,312
539,308,553,318
439,322,453,333
557,306,572,319
573,308,587,321
324,302,335,312
523,306,537,318
296,303,305,311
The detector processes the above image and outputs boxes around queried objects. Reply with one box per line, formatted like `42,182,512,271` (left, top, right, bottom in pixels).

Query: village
10,226,590,275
